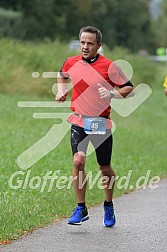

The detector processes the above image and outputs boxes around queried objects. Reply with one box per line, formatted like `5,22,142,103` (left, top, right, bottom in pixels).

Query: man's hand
55,90,68,102
98,83,134,99
98,84,111,99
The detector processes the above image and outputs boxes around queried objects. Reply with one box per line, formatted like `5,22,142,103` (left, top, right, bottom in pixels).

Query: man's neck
82,54,99,63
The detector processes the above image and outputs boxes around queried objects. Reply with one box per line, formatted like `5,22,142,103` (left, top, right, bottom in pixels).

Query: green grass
0,88,167,242
0,39,167,242
0,39,73,96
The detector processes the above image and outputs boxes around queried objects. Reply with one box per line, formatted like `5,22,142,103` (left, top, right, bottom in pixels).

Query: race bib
84,117,106,135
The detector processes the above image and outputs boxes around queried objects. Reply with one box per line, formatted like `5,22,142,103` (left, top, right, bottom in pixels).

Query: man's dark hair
79,26,102,44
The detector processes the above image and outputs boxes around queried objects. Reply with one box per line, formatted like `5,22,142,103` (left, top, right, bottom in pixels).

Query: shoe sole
103,220,116,228
67,216,89,225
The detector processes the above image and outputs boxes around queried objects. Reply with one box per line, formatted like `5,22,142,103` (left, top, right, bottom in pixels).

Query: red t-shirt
60,54,128,128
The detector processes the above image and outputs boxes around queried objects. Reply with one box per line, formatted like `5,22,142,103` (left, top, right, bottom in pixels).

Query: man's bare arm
98,84,134,99
55,73,69,102
115,86,134,98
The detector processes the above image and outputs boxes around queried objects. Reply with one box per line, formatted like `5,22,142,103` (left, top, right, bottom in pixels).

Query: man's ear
97,43,102,50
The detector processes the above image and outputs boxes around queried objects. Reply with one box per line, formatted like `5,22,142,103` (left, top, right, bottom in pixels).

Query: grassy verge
0,39,166,96
0,87,166,242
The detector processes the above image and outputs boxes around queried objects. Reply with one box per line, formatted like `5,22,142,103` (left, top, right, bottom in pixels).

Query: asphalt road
1,178,167,252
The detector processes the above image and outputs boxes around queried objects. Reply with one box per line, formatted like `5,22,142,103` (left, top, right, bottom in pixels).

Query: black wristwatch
109,90,115,99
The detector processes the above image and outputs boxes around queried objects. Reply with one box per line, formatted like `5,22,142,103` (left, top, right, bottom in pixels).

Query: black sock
78,202,86,208
104,200,113,207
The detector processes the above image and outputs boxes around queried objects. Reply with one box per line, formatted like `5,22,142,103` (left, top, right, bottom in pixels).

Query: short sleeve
108,62,129,87
59,58,70,79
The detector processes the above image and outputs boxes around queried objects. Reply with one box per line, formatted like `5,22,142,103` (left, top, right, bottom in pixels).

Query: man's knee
73,152,85,170
99,165,115,177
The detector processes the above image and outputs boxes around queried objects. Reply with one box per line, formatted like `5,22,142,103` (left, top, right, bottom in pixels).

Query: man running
56,26,133,227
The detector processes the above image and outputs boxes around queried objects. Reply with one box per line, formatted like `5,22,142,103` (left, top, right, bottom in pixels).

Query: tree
95,0,152,51
152,0,167,47
0,0,23,10
0,0,155,52
21,0,67,40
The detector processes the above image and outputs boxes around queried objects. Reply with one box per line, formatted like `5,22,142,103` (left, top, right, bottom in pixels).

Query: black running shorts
71,125,113,166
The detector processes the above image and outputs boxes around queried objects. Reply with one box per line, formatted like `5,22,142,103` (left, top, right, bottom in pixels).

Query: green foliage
95,0,152,51
0,0,155,52
21,0,67,40
0,39,166,98
0,39,72,96
152,0,167,47
0,7,23,38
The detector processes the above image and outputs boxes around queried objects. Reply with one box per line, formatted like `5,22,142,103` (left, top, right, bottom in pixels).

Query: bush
0,7,23,39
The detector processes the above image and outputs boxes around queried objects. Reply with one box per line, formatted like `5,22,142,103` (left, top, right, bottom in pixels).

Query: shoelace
105,206,114,218
72,206,83,215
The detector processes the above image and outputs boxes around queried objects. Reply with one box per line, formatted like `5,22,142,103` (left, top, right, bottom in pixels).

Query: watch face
109,90,115,98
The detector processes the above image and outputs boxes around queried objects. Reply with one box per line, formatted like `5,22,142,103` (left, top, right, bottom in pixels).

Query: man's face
80,32,101,59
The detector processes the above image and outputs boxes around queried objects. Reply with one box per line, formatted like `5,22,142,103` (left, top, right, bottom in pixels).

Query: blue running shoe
67,206,89,225
103,205,116,227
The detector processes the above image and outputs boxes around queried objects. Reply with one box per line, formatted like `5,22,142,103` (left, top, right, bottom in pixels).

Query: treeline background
0,0,167,53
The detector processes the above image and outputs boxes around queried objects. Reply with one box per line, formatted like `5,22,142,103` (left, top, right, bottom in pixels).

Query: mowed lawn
0,87,167,242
